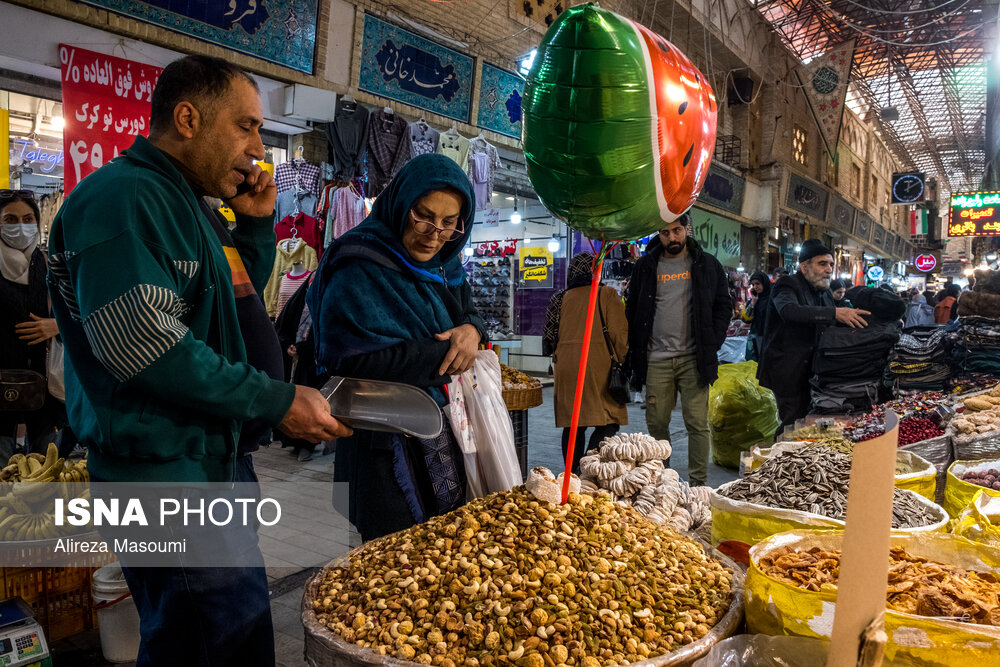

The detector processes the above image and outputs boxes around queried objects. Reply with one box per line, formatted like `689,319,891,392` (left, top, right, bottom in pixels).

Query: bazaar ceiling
748,0,990,199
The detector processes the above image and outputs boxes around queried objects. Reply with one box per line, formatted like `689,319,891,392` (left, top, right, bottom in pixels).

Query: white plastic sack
444,376,486,499
458,351,521,494
47,338,65,402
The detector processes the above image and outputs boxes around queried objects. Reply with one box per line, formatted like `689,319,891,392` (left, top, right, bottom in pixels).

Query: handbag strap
595,292,620,364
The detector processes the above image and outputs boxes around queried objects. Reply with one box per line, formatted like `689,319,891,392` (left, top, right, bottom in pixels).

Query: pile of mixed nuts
313,488,734,666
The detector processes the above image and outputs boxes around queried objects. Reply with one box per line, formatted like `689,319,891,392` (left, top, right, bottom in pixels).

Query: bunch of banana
58,456,89,484
0,510,61,541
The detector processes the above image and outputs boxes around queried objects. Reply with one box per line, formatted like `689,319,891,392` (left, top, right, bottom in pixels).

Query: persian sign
518,246,554,288
826,195,855,234
60,45,162,194
697,163,745,216
359,14,473,122
786,172,829,220
477,63,523,140
77,0,317,73
690,207,741,267
854,212,873,242
948,191,1000,237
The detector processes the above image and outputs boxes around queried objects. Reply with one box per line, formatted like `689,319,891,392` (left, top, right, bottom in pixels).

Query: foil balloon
522,3,718,241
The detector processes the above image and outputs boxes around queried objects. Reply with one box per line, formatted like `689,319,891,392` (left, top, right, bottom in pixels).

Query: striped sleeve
82,284,191,382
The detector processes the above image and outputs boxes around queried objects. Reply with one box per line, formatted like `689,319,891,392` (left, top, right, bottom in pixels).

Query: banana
11,482,57,507
0,513,20,540
40,513,57,540
27,453,45,464
26,458,41,475
23,456,62,483
14,457,30,478
16,515,33,542
43,443,58,469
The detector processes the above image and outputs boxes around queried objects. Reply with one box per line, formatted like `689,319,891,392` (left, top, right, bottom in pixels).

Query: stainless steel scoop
320,376,443,439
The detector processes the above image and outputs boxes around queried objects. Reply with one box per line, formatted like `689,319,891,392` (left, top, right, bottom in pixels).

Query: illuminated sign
914,254,937,272
948,191,1000,237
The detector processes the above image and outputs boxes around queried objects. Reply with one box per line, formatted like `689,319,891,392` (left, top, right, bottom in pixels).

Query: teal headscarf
308,153,478,381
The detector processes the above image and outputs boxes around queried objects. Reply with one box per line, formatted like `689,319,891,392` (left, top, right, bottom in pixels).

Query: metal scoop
320,376,443,439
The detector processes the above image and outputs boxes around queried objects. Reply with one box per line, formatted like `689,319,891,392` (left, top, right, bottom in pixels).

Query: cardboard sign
60,45,162,194
827,411,898,667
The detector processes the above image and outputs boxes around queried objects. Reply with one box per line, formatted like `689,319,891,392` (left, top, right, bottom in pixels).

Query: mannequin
288,261,307,278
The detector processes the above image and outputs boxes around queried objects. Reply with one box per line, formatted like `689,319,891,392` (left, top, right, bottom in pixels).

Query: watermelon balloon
522,3,718,241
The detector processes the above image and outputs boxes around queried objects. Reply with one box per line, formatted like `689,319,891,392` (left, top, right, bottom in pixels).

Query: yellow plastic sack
943,459,1000,519
748,443,937,501
952,490,1000,548
745,530,1000,666
710,483,948,566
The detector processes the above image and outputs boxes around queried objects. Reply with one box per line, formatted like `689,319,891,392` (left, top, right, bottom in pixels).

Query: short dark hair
149,55,259,136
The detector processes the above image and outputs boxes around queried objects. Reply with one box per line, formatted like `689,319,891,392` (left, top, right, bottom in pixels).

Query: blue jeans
119,456,275,667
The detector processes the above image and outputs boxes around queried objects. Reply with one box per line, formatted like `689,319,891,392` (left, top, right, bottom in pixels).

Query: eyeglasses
0,190,33,200
410,210,465,241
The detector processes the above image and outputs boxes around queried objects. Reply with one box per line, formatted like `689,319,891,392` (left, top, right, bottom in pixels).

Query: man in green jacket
48,55,350,666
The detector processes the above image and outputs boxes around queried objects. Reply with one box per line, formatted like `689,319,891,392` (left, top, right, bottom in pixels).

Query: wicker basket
302,543,745,667
502,385,542,411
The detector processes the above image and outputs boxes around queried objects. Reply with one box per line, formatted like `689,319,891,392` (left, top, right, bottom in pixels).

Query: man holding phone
47,55,351,666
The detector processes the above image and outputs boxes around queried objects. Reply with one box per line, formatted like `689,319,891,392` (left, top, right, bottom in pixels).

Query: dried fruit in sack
963,468,1000,492
314,488,735,666
759,545,1000,626
500,363,541,390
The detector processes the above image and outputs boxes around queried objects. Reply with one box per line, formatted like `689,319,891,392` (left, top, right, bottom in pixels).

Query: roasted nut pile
500,364,541,391
719,447,940,528
962,468,1000,491
759,545,1000,625
313,488,735,666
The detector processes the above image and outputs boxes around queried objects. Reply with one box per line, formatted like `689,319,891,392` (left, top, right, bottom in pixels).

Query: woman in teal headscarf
308,153,486,541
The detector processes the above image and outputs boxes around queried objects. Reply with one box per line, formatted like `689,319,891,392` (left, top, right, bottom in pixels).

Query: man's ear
172,101,201,140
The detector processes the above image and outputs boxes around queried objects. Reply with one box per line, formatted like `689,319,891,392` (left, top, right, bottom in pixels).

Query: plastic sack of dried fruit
952,490,1000,548
746,529,1000,666
944,459,1000,519
708,362,779,469
709,483,948,566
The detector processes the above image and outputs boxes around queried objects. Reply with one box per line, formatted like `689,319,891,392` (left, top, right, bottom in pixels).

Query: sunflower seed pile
719,447,940,528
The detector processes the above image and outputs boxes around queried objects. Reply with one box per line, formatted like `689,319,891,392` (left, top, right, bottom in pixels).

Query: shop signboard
518,246,553,289
786,172,829,220
59,45,163,194
948,191,1000,237
697,162,745,216
940,260,963,277
871,223,886,250
78,0,318,73
826,195,856,234
482,208,500,227
867,265,884,281
913,253,937,272
853,211,873,242
359,14,474,123
689,207,741,267
477,63,523,140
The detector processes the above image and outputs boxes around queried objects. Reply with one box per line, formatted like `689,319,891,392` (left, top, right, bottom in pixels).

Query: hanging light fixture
736,261,745,272
510,188,521,225
547,238,560,252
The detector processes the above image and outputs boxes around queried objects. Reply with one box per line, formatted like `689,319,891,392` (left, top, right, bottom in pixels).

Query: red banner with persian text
59,44,162,194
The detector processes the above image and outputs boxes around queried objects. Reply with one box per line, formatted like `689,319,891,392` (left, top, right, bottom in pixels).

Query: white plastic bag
47,338,65,402
459,351,521,494
444,376,486,499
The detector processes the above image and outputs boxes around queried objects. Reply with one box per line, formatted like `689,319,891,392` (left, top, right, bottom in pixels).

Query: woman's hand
435,324,480,376
15,314,58,345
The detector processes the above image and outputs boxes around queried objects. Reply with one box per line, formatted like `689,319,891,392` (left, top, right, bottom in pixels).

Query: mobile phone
234,180,254,197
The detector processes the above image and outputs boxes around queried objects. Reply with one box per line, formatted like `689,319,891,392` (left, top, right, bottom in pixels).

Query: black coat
625,235,731,388
0,248,48,372
757,272,837,396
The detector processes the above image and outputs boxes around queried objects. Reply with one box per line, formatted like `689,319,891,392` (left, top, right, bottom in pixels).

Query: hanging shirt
467,137,502,210
275,188,319,223
438,132,470,171
263,240,319,318
366,109,412,195
276,270,312,318
274,160,322,198
409,122,440,158
324,100,371,182
275,212,324,258
329,187,368,241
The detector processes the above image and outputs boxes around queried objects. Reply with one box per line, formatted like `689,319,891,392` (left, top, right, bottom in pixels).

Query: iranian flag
910,208,928,235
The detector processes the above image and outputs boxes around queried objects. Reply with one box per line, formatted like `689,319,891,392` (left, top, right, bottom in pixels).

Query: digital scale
0,599,50,667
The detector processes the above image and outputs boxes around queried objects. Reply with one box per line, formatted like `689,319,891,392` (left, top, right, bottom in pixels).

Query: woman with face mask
0,190,60,457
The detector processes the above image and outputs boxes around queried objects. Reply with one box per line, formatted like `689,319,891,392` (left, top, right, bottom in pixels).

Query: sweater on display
263,239,319,318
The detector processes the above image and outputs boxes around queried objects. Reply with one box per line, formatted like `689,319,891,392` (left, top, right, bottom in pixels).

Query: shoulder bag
0,369,46,412
597,293,629,406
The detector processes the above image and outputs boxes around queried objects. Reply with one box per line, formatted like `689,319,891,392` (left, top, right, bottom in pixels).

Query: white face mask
0,224,37,251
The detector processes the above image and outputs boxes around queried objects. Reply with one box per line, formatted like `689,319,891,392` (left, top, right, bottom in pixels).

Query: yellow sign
519,246,553,288
0,109,9,189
